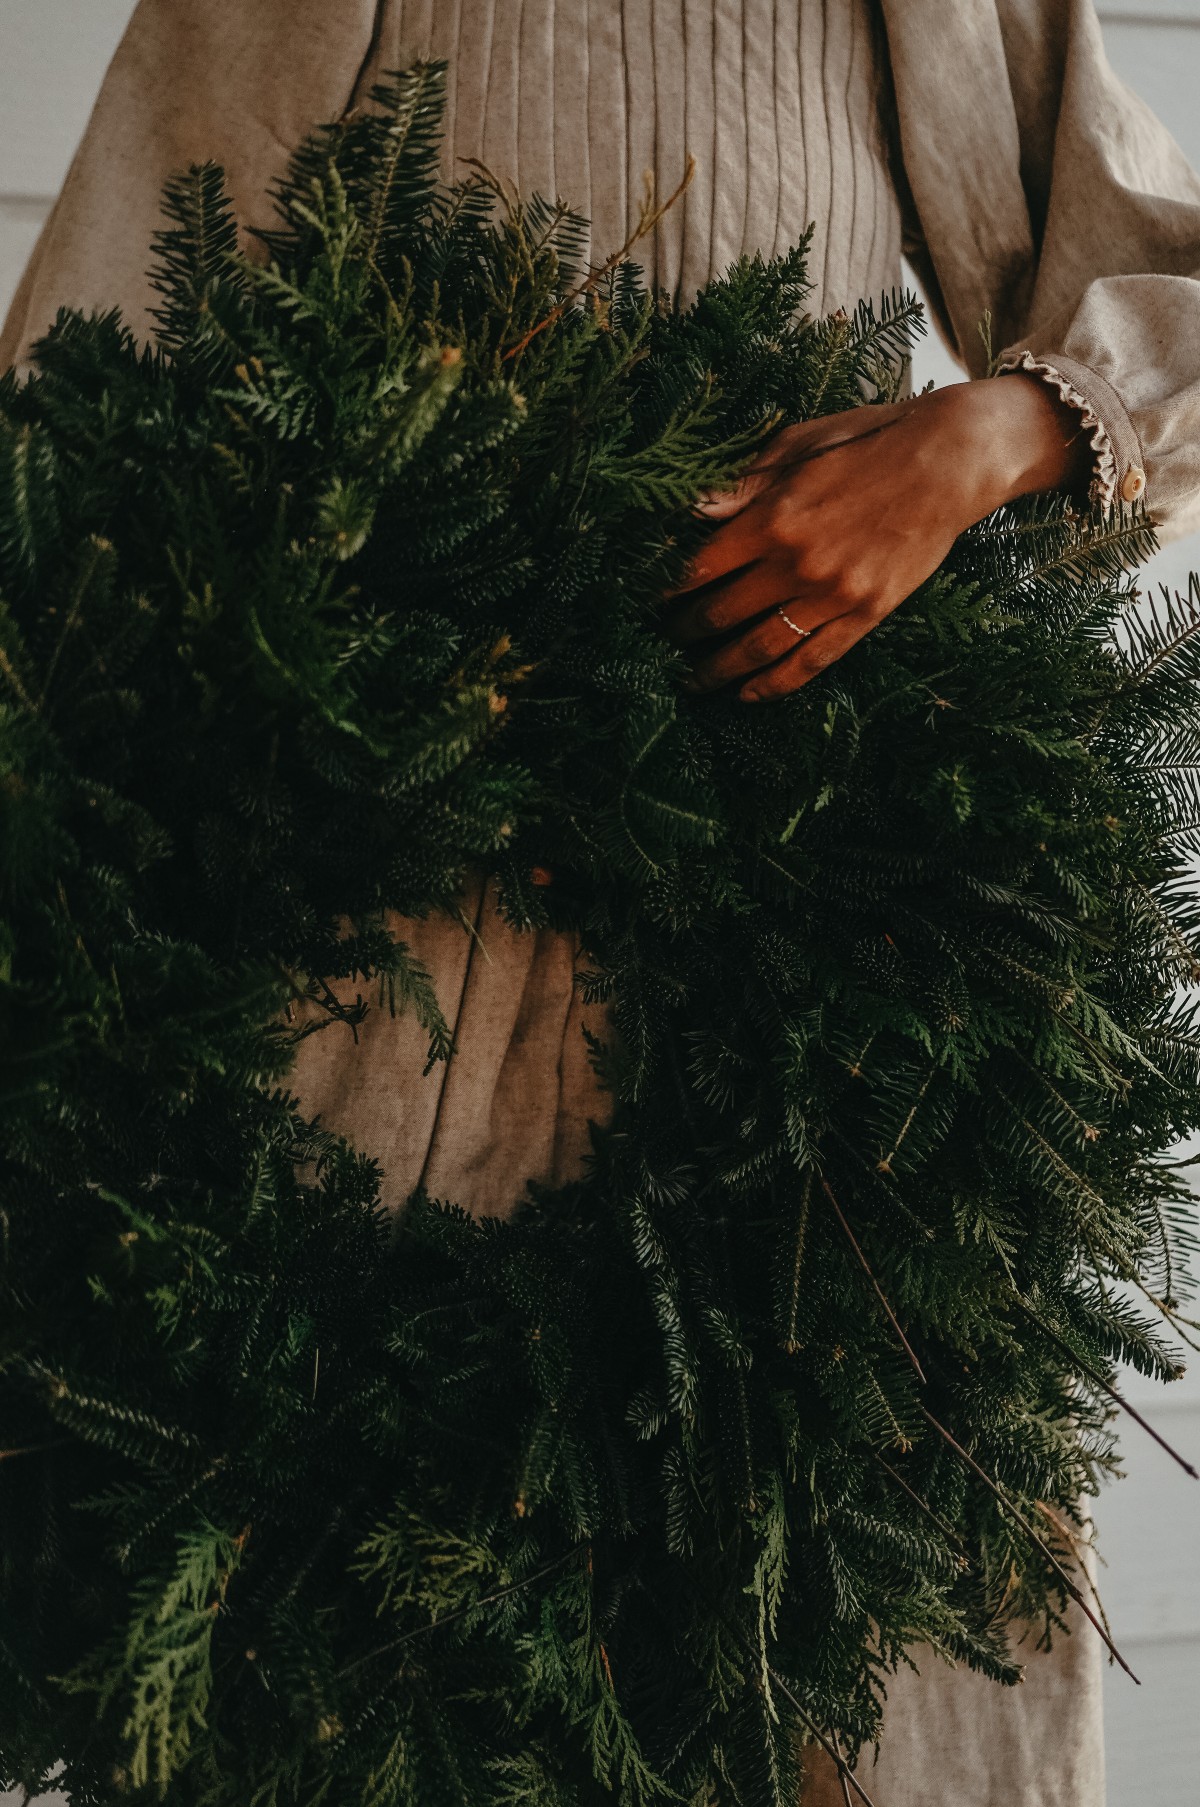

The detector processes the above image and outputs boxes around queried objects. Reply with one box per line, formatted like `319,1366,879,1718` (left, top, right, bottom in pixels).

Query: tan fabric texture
802,1575,1108,1807
290,876,609,1219
10,2,1197,1801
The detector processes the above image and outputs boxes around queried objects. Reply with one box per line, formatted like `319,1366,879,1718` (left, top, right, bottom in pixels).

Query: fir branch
917,1409,1140,1683
822,1180,927,1385
338,1542,590,1676
873,1454,969,1559
1017,1301,1198,1480
758,1664,879,1807
502,157,697,363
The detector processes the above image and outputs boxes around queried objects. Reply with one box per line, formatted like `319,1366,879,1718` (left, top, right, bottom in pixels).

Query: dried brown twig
503,157,697,362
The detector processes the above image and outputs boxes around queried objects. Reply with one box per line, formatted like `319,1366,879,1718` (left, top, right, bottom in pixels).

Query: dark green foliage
1,61,1197,1807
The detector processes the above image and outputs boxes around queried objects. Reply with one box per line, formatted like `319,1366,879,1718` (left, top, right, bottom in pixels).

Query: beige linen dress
9,3,1200,1801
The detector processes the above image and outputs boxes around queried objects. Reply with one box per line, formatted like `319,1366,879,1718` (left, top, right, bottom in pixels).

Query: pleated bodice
359,0,905,317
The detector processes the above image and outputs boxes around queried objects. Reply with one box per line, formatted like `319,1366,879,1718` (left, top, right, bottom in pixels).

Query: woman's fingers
672,411,912,597
667,491,777,596
683,597,846,692
738,608,875,702
666,556,806,645
692,426,823,522
693,467,774,521
692,403,909,522
663,384,1055,707
665,393,987,703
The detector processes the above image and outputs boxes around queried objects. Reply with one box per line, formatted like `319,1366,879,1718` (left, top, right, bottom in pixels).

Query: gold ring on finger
777,607,812,640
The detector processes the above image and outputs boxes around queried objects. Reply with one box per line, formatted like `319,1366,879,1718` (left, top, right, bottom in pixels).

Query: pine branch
503,157,697,362
917,1409,1140,1683
822,1180,927,1385
1018,1302,1198,1480
338,1543,590,1676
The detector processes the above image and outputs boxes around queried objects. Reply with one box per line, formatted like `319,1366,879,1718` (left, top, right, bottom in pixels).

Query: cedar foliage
1,60,1198,1807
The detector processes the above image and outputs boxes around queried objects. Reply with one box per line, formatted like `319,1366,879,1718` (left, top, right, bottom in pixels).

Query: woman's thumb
693,468,771,519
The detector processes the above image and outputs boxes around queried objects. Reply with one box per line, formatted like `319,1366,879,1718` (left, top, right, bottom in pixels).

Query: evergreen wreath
2,60,1199,1807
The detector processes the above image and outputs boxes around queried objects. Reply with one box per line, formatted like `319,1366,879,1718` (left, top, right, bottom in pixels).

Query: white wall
0,0,136,321
1,6,1198,1805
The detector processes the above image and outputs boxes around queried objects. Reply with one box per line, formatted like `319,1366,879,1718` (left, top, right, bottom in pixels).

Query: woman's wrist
932,373,1095,518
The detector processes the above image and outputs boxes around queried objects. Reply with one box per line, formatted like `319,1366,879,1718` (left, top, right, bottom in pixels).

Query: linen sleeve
0,0,380,373
990,0,1200,540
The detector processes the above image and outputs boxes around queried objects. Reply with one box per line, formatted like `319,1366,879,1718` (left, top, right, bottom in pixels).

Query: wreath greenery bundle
2,61,1199,1807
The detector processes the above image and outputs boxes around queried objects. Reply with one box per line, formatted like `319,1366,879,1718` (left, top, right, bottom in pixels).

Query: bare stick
666,1577,878,1807
1034,1498,1119,1655
822,1181,927,1384
873,1453,969,1559
338,1541,588,1678
1130,1275,1200,1354
758,1658,879,1807
833,1731,855,1807
918,1407,1140,1683
1019,1302,1198,1480
0,642,37,713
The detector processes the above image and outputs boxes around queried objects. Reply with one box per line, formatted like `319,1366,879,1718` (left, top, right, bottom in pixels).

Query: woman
6,3,1200,1801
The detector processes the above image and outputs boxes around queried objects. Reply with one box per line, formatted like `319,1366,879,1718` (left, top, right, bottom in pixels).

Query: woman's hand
662,372,1095,702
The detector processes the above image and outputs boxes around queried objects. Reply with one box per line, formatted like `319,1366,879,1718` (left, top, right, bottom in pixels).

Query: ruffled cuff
995,347,1150,518
990,348,1120,516
996,349,1120,513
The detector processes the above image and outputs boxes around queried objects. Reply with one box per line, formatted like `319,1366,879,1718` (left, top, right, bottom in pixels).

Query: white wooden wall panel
1100,2,1200,22
0,0,138,194
1104,22,1200,165
1098,1397,1200,1645
0,1,138,321
1103,1637,1197,1803
1,6,1198,1805
0,199,47,321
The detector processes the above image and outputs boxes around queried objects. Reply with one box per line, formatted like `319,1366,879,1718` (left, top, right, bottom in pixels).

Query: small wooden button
1119,463,1146,503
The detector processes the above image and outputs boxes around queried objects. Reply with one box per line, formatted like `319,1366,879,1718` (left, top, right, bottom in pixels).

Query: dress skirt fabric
289,876,611,1222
